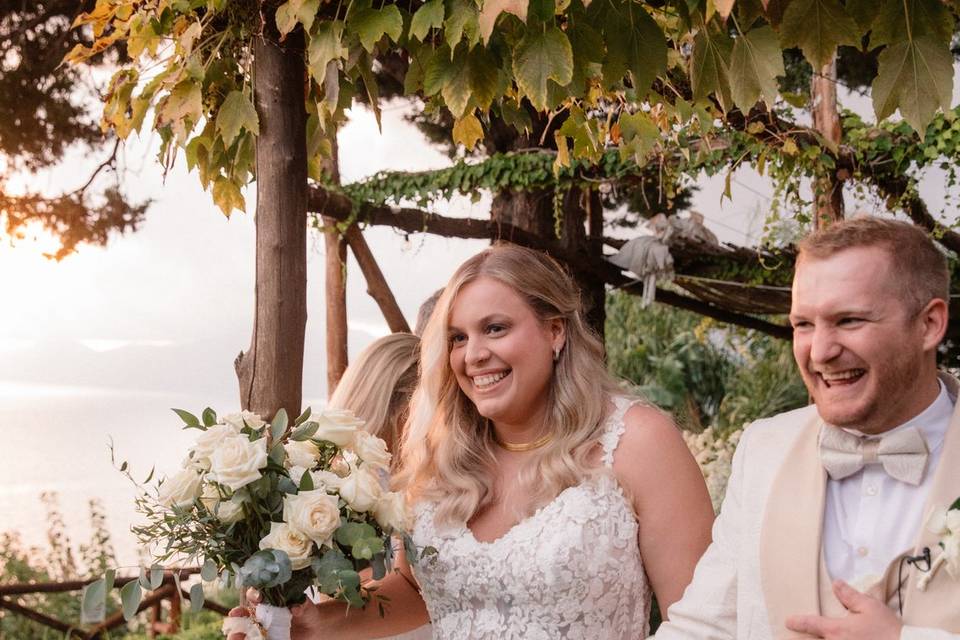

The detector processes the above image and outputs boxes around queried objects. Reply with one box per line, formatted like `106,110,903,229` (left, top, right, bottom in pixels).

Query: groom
654,217,960,640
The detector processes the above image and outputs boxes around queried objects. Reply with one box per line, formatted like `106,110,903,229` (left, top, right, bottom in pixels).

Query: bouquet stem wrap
254,603,293,640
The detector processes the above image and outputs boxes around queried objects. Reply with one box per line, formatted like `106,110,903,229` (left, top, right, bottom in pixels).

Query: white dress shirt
823,380,955,585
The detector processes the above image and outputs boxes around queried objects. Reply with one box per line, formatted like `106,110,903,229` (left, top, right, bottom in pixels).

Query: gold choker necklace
493,432,554,452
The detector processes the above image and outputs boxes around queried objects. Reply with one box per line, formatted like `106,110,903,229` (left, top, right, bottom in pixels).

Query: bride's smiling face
447,276,563,430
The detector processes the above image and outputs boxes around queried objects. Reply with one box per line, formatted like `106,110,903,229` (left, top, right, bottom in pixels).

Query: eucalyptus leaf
138,566,152,590
335,522,378,547
291,421,319,441
370,553,387,580
294,406,312,426
150,564,164,590
80,578,106,624
271,408,289,441
120,579,142,621
189,582,205,612
201,558,218,581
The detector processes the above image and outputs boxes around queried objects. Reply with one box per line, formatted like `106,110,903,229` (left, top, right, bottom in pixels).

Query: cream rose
339,466,382,513
283,489,341,547
189,424,240,470
288,465,308,485
259,522,313,570
928,507,953,536
215,497,246,524
207,435,268,491
310,470,345,492
947,509,960,533
352,431,391,470
313,410,364,447
373,491,411,533
158,469,203,509
222,410,266,431
284,439,320,469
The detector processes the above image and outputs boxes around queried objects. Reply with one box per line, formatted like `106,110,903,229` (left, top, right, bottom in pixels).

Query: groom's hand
785,580,902,640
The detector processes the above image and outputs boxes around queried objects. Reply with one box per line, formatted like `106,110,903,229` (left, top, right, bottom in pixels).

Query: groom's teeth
821,369,865,382
473,371,508,388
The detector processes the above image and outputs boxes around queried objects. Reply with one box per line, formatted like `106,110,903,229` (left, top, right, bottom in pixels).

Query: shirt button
857,546,869,557
865,484,878,496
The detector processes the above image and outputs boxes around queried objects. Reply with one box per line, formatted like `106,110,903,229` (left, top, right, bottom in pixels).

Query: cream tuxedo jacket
653,374,960,640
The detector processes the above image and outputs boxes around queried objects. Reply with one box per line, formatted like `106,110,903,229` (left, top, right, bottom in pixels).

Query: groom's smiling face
790,245,938,435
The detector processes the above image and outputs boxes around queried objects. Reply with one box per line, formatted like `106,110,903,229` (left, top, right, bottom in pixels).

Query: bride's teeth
474,371,508,388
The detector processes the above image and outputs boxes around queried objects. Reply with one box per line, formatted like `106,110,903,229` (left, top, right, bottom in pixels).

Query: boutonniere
917,497,960,591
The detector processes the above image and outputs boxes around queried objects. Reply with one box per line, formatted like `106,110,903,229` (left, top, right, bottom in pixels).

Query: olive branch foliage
65,0,960,230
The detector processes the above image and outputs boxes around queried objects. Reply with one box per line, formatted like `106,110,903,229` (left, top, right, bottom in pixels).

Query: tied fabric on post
818,424,930,485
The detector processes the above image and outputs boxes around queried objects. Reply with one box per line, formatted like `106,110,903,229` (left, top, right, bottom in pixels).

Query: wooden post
812,57,844,228
345,225,410,333
234,28,308,419
319,133,349,394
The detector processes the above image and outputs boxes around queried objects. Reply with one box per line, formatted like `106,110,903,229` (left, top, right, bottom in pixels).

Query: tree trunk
812,57,844,228
321,133,349,394
490,186,605,338
235,30,307,420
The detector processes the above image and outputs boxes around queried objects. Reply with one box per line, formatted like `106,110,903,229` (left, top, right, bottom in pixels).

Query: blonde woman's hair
328,332,420,455
394,243,624,526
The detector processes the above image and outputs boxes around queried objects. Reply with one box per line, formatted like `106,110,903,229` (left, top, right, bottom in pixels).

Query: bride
230,243,714,639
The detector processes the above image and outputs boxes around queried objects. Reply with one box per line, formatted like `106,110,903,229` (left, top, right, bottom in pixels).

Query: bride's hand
290,599,326,638
224,589,261,640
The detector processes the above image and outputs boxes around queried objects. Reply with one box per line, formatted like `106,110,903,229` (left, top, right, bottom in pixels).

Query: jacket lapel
901,373,960,622
760,413,826,639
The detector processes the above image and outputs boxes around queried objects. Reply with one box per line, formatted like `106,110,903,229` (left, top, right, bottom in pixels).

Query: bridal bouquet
115,406,421,640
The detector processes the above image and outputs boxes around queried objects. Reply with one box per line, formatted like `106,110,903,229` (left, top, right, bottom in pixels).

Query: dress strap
599,396,637,467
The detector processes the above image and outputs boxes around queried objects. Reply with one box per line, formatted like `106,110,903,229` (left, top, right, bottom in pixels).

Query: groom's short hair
797,216,949,314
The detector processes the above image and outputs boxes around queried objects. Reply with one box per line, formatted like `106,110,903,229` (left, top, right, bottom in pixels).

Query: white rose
259,522,313,570
285,440,320,469
310,470,345,492
943,533,960,578
158,469,203,509
208,435,268,491
288,466,308,485
283,489,341,547
222,410,266,431
928,507,951,536
339,466,382,513
215,497,246,524
373,491,411,533
313,410,364,448
352,431,391,470
189,424,241,470
946,508,960,533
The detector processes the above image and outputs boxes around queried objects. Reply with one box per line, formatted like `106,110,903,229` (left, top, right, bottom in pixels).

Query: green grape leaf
872,35,953,132
440,46,472,117
444,0,481,50
479,0,529,43
349,5,403,52
512,26,573,111
870,0,952,48
307,21,348,83
728,26,784,111
216,91,259,147
846,0,882,31
618,109,660,164
778,0,859,69
467,46,502,112
690,19,733,109
410,0,445,41
595,0,666,93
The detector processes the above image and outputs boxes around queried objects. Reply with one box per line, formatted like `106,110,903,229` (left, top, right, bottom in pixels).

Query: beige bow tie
818,424,930,485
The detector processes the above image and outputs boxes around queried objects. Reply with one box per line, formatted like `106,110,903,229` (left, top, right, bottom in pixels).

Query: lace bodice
411,397,651,639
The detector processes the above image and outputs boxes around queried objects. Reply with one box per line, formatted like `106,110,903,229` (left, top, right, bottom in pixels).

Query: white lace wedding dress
411,397,651,639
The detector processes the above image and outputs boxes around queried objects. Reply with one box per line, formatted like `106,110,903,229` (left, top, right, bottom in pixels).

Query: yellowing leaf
782,137,799,154
452,113,484,149
349,5,403,53
212,178,246,216
307,21,347,82
617,110,660,164
872,36,953,132
479,0,529,43
728,26,784,111
178,21,203,56
553,130,571,173
512,27,573,111
216,91,260,146
276,0,321,37
410,0,445,41
779,0,859,69
158,80,203,126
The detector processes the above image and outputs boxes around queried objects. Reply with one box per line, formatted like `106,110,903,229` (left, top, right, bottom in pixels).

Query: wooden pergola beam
344,225,410,333
308,185,792,339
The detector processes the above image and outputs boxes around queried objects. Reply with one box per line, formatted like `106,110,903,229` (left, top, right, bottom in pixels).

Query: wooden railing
0,568,229,639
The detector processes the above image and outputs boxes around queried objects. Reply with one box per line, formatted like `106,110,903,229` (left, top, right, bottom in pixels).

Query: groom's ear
918,297,948,352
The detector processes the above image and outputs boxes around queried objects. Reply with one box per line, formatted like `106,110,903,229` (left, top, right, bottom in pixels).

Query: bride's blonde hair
394,243,622,526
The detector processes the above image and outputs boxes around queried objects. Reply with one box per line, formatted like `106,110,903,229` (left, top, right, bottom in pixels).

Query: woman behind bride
231,243,714,639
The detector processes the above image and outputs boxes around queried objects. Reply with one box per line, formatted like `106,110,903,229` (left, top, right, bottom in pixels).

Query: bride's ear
549,318,566,354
